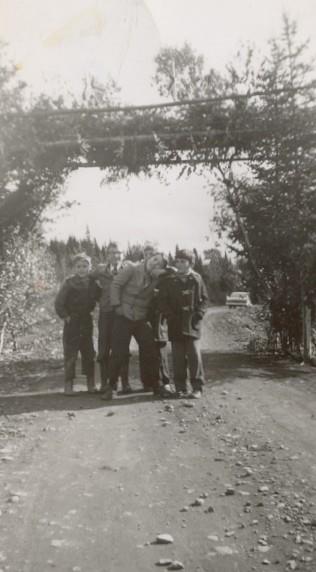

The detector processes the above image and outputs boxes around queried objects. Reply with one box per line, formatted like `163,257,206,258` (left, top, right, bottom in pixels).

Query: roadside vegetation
0,16,315,361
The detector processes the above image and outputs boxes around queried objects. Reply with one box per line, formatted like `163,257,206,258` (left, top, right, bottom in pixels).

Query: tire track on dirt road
0,357,315,571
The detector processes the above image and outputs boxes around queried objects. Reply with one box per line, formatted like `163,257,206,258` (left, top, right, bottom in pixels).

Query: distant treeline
48,234,249,305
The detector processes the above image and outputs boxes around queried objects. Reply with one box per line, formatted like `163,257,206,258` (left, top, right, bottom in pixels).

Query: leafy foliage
214,18,316,352
0,45,123,242
203,249,241,305
154,43,208,100
1,17,315,358
153,17,316,354
0,233,56,353
125,243,146,262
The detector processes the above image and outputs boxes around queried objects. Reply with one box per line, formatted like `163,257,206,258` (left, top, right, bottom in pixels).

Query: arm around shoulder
157,275,173,318
110,263,135,307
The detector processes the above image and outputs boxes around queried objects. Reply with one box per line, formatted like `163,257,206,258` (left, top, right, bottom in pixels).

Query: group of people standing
55,242,209,400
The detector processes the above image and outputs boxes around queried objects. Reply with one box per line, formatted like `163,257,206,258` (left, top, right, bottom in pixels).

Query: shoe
189,390,202,399
64,380,74,396
121,384,133,395
101,387,113,401
161,384,175,398
175,390,189,399
152,387,163,398
86,374,97,393
87,382,97,394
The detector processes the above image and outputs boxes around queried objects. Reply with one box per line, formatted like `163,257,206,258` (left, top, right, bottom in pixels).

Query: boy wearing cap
55,253,100,396
158,249,208,399
143,241,158,261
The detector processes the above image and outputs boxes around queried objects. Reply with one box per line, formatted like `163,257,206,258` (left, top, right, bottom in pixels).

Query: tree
0,46,71,242
203,249,240,304
154,42,225,101
153,18,316,355
0,233,55,354
0,44,122,243
2,19,315,358
125,243,144,262
213,17,316,353
193,248,204,275
154,43,205,100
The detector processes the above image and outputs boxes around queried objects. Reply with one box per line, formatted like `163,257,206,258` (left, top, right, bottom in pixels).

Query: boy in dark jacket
55,253,100,396
147,263,177,397
158,249,208,399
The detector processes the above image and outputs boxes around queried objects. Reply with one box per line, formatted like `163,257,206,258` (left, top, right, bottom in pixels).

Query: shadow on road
0,391,162,416
1,352,315,416
203,352,316,386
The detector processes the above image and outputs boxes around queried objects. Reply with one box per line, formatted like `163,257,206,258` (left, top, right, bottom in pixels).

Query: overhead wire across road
1,82,315,119
40,128,316,149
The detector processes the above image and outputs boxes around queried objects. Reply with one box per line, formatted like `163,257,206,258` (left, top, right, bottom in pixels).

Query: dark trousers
109,315,160,391
63,315,95,381
98,311,129,387
171,337,204,392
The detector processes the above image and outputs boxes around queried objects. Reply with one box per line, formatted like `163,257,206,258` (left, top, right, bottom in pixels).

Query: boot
188,384,203,399
161,383,175,398
64,379,74,396
99,381,108,394
99,362,107,393
121,382,133,395
86,374,97,394
101,385,113,401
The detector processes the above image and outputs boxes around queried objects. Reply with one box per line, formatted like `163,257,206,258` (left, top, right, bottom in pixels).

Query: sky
47,168,217,254
0,0,315,254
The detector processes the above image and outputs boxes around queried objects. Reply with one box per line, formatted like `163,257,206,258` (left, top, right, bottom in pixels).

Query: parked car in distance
226,291,252,307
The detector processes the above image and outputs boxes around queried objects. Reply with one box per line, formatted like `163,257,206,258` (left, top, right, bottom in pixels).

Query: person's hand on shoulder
191,312,203,328
151,268,166,279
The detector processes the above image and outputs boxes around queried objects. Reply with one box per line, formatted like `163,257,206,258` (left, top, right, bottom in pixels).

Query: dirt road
0,351,316,572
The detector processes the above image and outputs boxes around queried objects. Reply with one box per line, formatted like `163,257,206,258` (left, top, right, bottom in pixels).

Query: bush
0,232,55,354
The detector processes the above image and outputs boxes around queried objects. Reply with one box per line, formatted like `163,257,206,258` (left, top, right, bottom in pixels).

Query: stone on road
0,352,316,571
